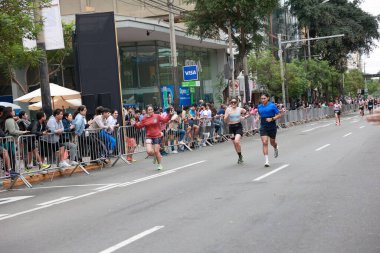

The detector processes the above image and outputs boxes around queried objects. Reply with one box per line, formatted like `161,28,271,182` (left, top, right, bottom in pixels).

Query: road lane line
359,126,366,129
11,184,112,191
302,123,331,133
99,226,164,253
0,161,207,222
315,144,330,151
253,164,289,181
37,197,73,206
343,132,352,138
0,196,34,205
0,214,8,218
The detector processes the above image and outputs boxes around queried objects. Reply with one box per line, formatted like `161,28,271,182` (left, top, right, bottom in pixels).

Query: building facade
61,1,227,108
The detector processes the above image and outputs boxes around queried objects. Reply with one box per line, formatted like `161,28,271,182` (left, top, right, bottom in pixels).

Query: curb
1,163,103,189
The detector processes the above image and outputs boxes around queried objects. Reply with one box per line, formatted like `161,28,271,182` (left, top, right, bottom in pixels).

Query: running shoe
274,148,279,158
238,156,244,164
157,164,163,171
59,161,71,168
39,163,51,170
264,161,270,167
25,165,33,173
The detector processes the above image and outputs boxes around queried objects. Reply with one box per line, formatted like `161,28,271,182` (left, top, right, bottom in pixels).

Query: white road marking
302,124,331,133
253,164,289,181
37,197,73,206
343,132,352,138
99,226,164,253
0,214,8,218
0,196,34,205
95,184,120,191
0,161,206,222
9,184,112,191
315,144,330,151
359,126,366,129
351,120,359,123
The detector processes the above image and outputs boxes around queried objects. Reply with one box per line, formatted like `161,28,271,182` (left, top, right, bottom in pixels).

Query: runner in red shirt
132,105,172,170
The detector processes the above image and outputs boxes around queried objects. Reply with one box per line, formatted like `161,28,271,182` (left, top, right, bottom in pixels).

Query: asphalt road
0,113,379,253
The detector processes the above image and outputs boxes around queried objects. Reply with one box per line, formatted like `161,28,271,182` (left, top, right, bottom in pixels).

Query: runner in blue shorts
258,93,283,167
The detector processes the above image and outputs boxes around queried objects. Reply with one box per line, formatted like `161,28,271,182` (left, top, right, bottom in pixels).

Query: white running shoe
157,164,163,171
59,161,71,168
264,161,270,167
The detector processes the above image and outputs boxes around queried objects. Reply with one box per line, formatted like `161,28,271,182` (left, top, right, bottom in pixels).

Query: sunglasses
230,101,237,104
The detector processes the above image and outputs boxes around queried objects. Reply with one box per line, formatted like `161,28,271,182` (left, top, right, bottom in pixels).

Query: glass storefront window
120,47,138,89
120,41,216,108
137,46,157,88
158,46,172,85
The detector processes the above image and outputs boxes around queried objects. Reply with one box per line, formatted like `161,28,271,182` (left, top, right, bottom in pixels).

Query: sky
360,0,380,74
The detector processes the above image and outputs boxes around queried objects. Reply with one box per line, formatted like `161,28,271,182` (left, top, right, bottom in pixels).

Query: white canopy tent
28,98,82,111
14,83,81,103
0,102,21,110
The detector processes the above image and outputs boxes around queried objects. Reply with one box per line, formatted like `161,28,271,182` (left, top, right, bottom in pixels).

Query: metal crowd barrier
0,136,32,188
277,104,357,126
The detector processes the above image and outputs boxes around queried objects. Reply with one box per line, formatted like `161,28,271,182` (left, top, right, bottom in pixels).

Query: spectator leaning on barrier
0,126,12,177
90,107,116,156
3,107,29,138
62,113,78,166
28,112,51,171
18,111,51,171
43,109,71,169
72,105,92,162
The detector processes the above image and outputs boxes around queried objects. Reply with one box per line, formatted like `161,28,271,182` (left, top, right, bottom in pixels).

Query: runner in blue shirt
258,93,283,167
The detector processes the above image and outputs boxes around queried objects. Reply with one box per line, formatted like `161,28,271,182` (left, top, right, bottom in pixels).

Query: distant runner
334,99,342,126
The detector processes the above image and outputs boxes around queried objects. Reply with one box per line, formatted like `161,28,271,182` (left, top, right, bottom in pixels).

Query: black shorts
229,123,243,139
368,106,373,110
334,110,341,116
260,128,277,139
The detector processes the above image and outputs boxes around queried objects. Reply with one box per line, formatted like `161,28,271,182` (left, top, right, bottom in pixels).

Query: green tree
288,0,380,72
248,50,282,97
286,60,308,100
344,69,365,96
0,0,52,93
185,0,278,76
367,79,380,96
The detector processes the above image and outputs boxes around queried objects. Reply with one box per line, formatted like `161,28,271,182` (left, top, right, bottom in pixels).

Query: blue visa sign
183,65,198,81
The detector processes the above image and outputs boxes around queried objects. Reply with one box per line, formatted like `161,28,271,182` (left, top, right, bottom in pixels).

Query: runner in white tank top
333,100,342,126
224,98,249,164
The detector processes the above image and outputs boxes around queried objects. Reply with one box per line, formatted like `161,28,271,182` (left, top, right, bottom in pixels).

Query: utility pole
278,34,287,108
228,22,236,98
168,0,179,108
34,0,52,116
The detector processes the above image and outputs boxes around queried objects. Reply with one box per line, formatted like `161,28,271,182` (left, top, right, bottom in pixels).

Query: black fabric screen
74,12,122,122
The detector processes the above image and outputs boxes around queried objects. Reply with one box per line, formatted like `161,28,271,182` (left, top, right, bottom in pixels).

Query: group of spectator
0,104,123,177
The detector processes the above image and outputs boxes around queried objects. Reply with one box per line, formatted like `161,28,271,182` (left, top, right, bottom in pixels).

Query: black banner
74,12,122,120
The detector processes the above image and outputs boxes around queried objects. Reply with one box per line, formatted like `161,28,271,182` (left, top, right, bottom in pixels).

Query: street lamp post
278,33,345,110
